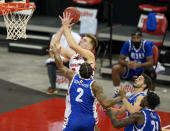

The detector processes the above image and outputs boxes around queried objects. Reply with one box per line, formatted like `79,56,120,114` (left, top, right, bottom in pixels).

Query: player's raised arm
51,45,75,81
64,26,95,67
50,26,75,60
50,27,63,48
60,12,96,68
92,81,123,109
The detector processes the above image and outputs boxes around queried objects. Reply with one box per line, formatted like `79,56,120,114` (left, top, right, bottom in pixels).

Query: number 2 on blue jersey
75,88,84,102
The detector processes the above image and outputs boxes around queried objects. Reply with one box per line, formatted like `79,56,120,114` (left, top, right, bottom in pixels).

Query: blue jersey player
51,45,123,131
112,31,154,94
106,91,161,131
108,73,152,131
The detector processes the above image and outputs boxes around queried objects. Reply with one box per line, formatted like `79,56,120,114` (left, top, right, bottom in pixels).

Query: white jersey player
50,26,98,70
69,53,85,72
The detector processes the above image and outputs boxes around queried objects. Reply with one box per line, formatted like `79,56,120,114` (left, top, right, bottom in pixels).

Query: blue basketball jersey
124,92,146,131
63,74,97,131
134,109,161,131
120,40,153,73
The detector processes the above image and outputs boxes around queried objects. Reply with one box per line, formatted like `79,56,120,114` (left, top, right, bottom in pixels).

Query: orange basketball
64,7,80,24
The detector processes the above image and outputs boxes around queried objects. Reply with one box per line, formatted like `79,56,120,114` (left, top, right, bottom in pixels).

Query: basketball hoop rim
0,3,36,16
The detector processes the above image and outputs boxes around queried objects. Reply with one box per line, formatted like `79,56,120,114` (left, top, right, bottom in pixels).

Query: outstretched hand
117,85,126,98
59,12,74,28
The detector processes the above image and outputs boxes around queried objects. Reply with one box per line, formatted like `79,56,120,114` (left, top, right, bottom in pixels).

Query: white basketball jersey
69,53,85,73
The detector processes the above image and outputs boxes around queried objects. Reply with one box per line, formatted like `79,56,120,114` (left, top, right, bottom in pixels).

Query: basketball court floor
0,47,170,131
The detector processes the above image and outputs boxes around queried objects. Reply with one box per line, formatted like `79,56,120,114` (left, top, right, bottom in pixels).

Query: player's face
133,75,146,89
132,35,142,49
131,35,142,43
79,37,93,51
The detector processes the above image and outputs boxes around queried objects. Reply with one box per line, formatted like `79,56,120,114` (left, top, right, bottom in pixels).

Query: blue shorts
122,66,143,79
63,113,96,131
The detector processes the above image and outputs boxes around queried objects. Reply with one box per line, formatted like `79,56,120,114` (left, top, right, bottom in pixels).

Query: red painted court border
0,98,169,131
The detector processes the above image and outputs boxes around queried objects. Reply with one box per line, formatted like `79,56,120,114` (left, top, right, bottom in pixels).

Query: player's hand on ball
59,12,74,28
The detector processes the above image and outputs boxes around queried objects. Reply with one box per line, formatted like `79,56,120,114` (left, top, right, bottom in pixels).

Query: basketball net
0,3,35,40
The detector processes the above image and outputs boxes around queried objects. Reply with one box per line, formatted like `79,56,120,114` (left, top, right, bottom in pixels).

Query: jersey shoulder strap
128,40,132,52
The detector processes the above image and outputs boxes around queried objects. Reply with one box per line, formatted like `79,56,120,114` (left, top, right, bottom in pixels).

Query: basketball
64,7,80,24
